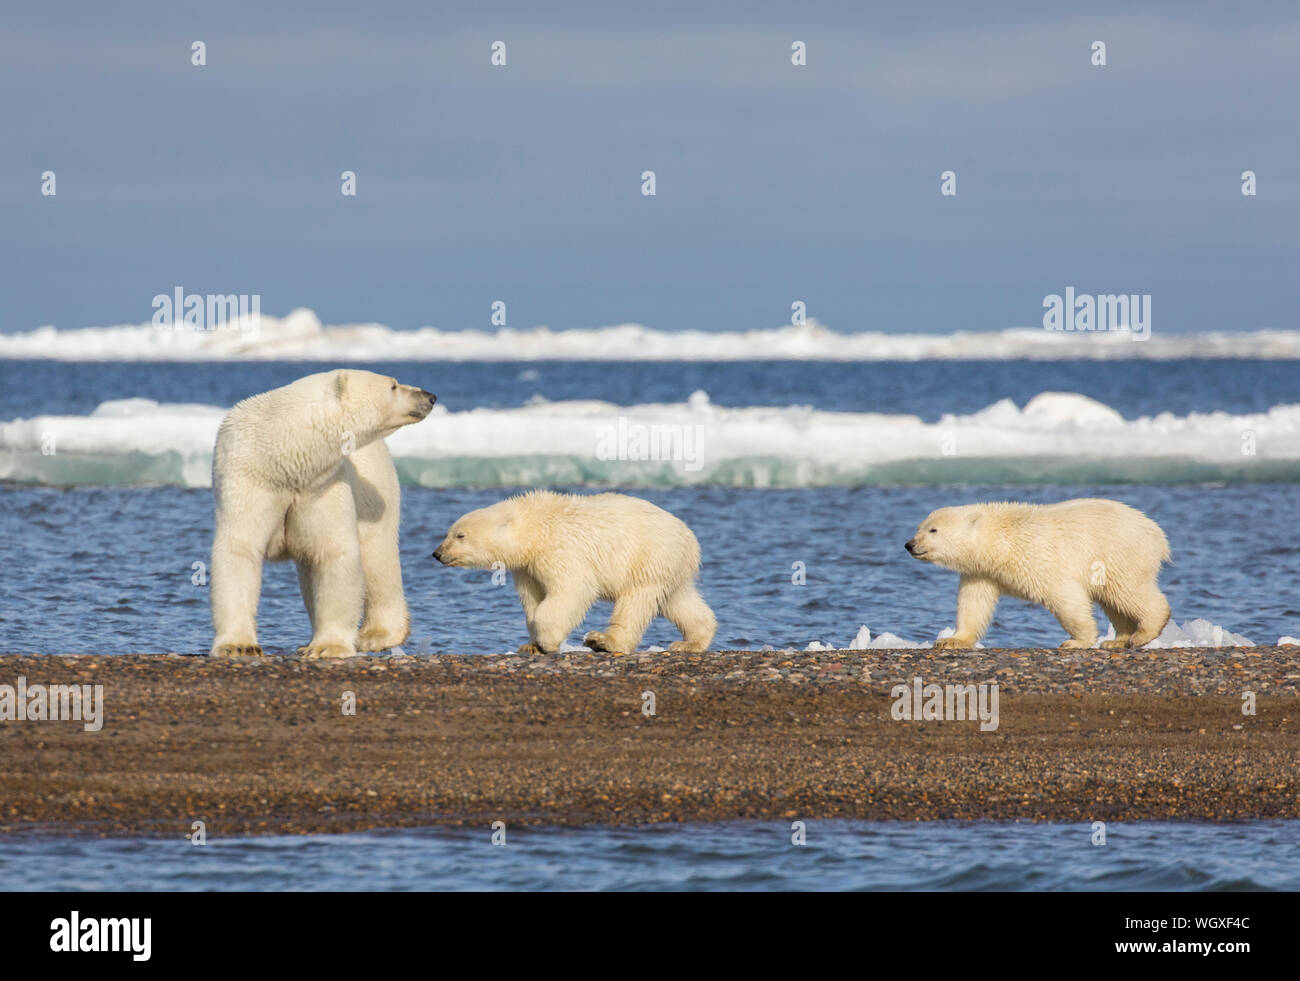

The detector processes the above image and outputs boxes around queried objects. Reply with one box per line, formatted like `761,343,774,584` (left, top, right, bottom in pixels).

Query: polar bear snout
905,537,928,559
432,531,464,566
405,387,436,420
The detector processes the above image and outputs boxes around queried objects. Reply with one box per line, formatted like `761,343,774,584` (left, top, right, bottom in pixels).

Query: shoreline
1,648,1297,837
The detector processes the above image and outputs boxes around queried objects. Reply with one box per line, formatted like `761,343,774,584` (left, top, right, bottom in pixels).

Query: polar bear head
905,506,983,570
328,369,436,442
432,499,525,570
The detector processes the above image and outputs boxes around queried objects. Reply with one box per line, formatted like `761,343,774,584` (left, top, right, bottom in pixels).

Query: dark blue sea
1,358,1297,654
1,354,1298,891
2,820,1297,891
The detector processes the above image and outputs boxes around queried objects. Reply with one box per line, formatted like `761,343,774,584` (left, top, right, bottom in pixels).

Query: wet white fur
209,369,431,658
908,498,1171,650
435,490,716,654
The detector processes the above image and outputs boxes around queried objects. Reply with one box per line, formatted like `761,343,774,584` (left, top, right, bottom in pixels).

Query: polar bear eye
929,528,938,533
391,382,397,391
456,533,465,539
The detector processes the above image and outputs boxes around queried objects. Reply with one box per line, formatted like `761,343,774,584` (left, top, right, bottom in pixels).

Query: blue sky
3,1,1297,334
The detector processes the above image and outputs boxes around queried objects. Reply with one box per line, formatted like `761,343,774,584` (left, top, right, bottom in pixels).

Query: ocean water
3,820,1297,891
2,333,1299,891
2,482,1298,655
2,353,1299,654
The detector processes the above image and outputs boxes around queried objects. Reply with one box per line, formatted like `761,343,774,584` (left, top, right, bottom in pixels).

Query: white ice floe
5,308,1300,362
4,389,1298,488
1276,636,1299,647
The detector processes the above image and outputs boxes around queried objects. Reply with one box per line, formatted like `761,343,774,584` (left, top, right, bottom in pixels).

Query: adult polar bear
210,369,436,658
906,498,1171,650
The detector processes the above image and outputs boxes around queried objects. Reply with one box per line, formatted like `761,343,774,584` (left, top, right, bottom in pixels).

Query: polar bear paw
583,631,628,655
297,642,358,660
669,640,708,653
212,643,264,657
934,636,976,651
517,643,543,656
1100,638,1133,651
1059,638,1097,650
357,624,409,653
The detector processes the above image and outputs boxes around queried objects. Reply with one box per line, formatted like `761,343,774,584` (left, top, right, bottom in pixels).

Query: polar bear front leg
209,489,286,657
531,593,591,654
585,587,659,655
288,484,364,659
513,571,546,655
934,575,1000,650
356,522,410,651
352,444,410,652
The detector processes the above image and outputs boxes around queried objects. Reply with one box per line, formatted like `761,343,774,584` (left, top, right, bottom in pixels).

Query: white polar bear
432,490,716,655
209,369,436,658
905,498,1172,650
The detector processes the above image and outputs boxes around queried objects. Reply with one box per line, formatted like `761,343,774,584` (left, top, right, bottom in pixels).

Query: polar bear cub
433,490,716,655
210,369,436,658
906,498,1171,650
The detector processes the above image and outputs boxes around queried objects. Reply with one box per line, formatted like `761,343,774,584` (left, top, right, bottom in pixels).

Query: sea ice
1142,618,1255,648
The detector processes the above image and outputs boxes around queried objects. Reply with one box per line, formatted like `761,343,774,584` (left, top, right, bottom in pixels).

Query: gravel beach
1,647,1297,837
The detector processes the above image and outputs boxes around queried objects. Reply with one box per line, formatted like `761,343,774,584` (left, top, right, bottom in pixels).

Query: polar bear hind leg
1099,603,1138,650
1125,585,1172,648
209,487,287,657
662,584,716,653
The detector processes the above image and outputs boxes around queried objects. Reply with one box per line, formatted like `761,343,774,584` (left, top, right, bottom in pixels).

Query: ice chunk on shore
846,624,933,650
7,388,1300,489
1277,636,1299,647
1142,618,1255,649
865,631,922,649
